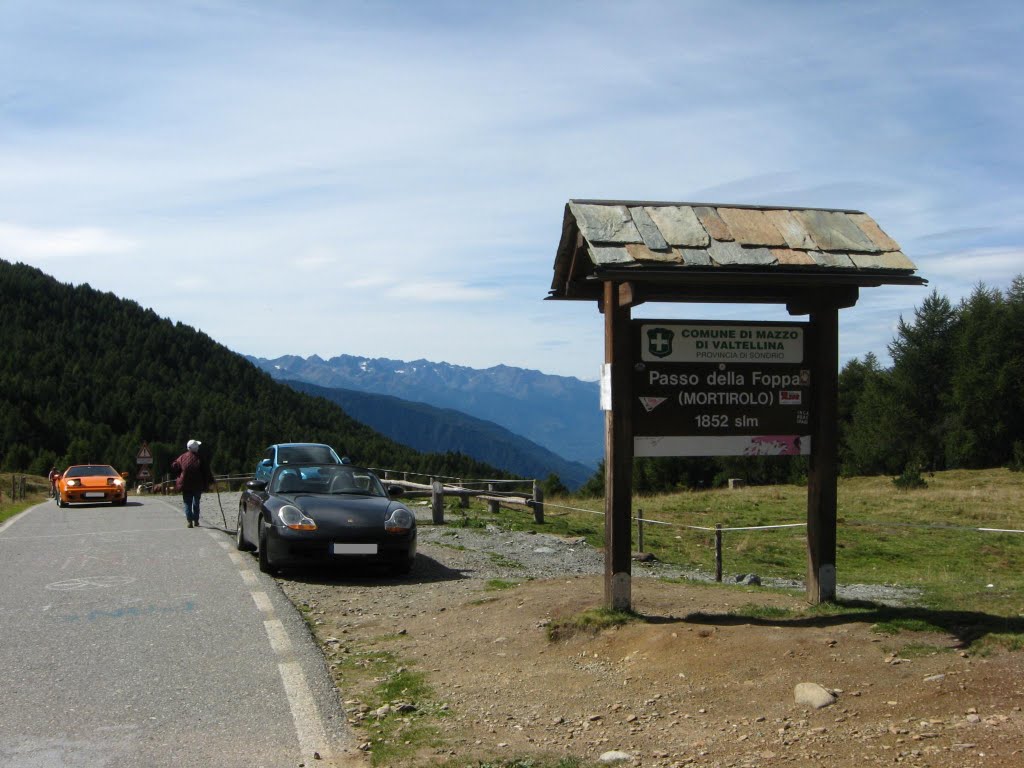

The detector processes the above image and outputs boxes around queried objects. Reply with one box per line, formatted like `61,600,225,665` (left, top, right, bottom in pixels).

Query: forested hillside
838,277,1024,475
0,259,510,482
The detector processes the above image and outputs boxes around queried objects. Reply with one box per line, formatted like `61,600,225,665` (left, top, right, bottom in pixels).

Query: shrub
893,462,928,490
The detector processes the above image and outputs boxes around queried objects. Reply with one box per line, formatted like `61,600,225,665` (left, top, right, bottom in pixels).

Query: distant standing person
171,439,214,528
47,466,60,499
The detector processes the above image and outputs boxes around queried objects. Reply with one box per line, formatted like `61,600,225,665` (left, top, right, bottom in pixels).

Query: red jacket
171,451,214,492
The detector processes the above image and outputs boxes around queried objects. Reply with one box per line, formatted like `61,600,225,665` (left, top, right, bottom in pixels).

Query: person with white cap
170,439,215,528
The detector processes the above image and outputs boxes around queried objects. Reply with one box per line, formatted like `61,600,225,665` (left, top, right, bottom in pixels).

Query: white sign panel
600,363,612,411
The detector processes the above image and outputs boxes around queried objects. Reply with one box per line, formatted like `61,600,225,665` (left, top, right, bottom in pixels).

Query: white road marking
251,591,274,614
279,661,331,761
264,619,292,654
228,552,248,567
209,516,337,764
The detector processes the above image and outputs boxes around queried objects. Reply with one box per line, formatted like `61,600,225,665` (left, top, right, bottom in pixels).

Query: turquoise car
254,443,347,483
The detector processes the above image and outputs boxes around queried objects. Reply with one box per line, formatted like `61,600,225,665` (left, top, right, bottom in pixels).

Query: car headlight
67,479,80,487
385,507,414,534
108,478,125,486
277,504,317,531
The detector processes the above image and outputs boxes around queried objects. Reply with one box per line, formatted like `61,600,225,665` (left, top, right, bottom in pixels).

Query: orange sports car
57,464,129,507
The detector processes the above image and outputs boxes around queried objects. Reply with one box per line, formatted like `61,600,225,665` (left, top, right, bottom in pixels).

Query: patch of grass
485,551,524,569
895,642,948,659
485,579,520,591
375,665,431,706
0,473,49,524
434,541,468,552
319,638,445,766
364,664,444,766
872,617,946,635
433,759,587,768
805,601,876,618
729,603,797,620
546,607,638,641
974,632,1024,655
451,514,491,529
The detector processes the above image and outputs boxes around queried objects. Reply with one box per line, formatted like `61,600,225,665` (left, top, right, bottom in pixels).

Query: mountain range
284,380,596,489
247,354,604,470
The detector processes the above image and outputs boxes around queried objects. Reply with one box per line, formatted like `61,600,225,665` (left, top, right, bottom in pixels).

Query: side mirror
259,459,272,468
121,472,129,479
387,485,405,498
246,480,268,492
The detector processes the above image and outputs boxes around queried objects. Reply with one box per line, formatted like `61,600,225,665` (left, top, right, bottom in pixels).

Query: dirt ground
280,529,1024,768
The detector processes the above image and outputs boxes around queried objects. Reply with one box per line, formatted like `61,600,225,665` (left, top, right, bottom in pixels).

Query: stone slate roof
549,199,924,301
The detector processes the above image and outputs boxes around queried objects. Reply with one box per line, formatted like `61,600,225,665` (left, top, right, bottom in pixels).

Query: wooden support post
459,479,469,509
807,306,839,603
603,280,634,611
636,508,644,554
487,483,499,514
531,481,544,524
431,479,445,524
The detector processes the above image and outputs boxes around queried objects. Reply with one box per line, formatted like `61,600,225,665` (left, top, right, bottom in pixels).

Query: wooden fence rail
379,473,544,525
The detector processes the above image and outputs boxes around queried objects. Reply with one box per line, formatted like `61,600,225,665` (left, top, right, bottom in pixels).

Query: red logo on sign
639,397,667,413
780,390,802,405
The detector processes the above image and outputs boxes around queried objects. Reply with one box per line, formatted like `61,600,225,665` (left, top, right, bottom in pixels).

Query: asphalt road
0,492,352,768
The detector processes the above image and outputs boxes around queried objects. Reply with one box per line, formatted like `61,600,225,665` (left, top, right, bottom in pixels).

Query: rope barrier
536,500,1024,536
846,519,1024,535
679,522,807,532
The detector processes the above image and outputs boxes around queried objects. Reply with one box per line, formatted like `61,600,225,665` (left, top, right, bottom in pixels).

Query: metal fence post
715,523,723,582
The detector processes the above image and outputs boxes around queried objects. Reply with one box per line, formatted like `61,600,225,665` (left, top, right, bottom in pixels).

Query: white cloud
1,0,1022,379
386,281,501,303
0,222,137,259
923,247,1024,283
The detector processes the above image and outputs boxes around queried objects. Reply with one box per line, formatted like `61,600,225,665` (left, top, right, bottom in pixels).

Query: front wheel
258,520,278,575
235,506,254,551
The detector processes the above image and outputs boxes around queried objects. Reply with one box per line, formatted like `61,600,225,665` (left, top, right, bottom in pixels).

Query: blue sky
2,0,1022,381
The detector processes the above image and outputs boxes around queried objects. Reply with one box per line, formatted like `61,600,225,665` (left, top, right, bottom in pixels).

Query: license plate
332,543,377,555
85,492,105,498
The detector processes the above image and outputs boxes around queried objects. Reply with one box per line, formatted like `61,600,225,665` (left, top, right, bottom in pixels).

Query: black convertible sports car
236,463,417,575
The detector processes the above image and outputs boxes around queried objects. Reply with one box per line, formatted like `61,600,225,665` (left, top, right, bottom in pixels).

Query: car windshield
277,445,340,465
271,465,385,497
64,465,117,478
